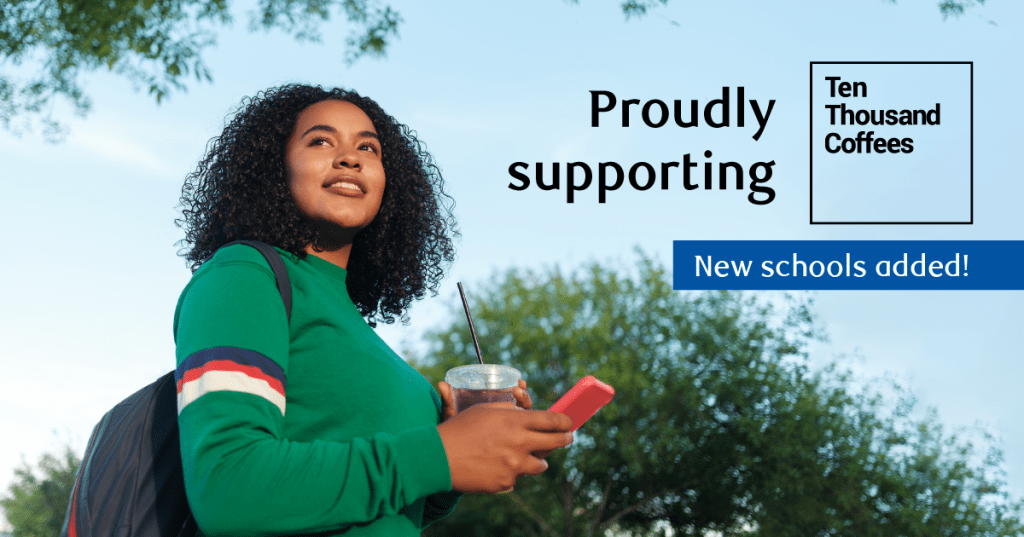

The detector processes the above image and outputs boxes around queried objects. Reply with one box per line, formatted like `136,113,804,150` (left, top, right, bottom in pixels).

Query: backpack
61,240,292,537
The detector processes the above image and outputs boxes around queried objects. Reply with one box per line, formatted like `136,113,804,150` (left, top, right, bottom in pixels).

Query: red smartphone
547,376,614,432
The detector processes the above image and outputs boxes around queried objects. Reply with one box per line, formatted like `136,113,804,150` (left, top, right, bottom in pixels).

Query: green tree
595,0,986,20
0,0,400,140
0,445,81,537
1,0,990,142
416,254,1023,536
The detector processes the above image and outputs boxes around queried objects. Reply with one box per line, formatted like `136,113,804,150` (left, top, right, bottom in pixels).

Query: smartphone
547,376,614,432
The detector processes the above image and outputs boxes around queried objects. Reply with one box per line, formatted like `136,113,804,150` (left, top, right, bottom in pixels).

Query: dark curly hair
176,84,458,325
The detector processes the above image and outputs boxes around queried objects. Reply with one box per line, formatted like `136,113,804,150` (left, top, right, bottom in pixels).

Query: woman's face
285,99,386,244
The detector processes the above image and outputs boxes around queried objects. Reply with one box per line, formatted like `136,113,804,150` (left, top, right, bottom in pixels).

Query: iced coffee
445,364,521,413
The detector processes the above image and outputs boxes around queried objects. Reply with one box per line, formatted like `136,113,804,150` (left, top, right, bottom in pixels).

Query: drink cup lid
445,364,521,390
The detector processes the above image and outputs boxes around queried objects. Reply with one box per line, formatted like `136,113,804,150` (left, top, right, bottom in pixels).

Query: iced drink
445,364,521,413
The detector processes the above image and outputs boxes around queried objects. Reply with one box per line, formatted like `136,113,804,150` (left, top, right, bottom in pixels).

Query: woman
174,84,573,536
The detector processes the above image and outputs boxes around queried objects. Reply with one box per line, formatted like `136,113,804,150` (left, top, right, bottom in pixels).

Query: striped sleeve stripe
175,347,286,389
178,370,287,416
175,347,287,416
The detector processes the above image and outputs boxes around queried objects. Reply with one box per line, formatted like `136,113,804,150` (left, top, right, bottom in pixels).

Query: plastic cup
445,364,521,413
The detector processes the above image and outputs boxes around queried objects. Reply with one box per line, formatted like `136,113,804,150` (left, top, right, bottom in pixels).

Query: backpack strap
220,240,292,322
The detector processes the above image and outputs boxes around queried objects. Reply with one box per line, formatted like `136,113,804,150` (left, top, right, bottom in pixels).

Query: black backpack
61,241,292,537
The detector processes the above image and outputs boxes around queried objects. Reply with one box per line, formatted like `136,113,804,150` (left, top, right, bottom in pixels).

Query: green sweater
173,244,459,536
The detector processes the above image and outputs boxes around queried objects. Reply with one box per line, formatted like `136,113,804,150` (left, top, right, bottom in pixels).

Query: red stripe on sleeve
175,360,285,397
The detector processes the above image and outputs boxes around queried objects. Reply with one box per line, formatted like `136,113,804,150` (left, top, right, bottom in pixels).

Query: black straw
457,282,485,365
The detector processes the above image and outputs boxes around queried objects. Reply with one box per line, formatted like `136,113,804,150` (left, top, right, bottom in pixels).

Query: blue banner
672,241,1024,290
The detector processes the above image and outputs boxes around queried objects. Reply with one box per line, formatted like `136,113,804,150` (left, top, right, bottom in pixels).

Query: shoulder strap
220,240,292,322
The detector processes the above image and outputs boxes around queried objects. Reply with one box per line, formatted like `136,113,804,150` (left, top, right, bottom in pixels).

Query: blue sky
1,0,1022,528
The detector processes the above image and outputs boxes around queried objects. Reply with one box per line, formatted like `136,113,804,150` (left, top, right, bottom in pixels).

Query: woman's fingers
517,455,550,477
438,381,456,421
523,430,574,456
513,379,533,410
523,409,573,432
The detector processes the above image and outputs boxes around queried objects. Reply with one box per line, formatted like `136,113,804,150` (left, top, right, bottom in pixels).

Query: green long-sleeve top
173,244,459,536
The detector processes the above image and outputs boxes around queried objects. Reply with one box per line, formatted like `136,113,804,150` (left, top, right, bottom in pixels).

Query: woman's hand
437,405,574,494
438,379,533,422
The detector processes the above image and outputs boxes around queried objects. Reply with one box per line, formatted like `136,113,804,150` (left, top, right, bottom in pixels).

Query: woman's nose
335,147,361,169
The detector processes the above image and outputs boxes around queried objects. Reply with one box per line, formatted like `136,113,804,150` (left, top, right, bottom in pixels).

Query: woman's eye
360,143,380,155
309,137,330,147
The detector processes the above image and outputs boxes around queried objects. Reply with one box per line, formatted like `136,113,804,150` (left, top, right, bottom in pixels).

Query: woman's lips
323,177,365,196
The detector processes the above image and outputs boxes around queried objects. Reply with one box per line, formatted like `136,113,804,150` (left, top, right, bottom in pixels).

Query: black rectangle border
809,61,973,225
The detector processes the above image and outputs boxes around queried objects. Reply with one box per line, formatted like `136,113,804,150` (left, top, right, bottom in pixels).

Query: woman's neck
304,243,353,269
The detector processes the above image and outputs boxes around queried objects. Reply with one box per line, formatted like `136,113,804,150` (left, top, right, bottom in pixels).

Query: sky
1,0,1022,529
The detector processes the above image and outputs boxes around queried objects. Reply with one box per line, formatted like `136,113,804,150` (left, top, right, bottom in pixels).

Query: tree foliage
0,445,80,537
0,0,399,140
585,0,987,21
416,253,1022,536
0,0,991,142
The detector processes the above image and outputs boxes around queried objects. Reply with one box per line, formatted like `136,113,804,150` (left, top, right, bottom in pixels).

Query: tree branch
507,491,561,537
563,480,574,537
598,481,696,533
585,473,618,537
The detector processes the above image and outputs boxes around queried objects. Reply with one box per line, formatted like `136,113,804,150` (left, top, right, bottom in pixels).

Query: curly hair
176,84,458,325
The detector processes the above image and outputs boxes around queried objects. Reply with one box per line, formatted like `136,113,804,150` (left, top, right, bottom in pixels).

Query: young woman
173,84,573,536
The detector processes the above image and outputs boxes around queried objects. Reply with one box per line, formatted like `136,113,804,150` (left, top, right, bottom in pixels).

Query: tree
592,0,987,20
415,253,1023,536
0,445,80,537
1,0,991,142
0,0,400,140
